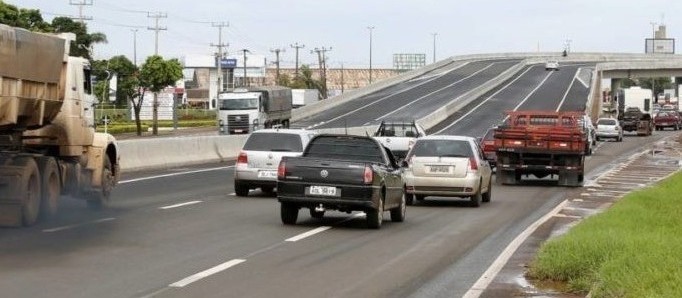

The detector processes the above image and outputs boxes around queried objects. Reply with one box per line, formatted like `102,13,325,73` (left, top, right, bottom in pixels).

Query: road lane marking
555,67,580,112
434,65,535,134
376,62,497,121
43,217,116,233
228,192,236,196
285,226,332,242
159,200,203,210
309,62,467,129
119,166,234,184
169,259,246,288
463,200,569,298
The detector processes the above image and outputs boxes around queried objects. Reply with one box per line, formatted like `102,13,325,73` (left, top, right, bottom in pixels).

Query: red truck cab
654,110,682,131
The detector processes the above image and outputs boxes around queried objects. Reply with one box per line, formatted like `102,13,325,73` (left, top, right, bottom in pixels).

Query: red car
479,128,497,167
654,111,682,131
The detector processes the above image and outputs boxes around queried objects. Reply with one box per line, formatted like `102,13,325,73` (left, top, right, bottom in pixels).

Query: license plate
309,186,338,196
234,129,243,133
428,165,451,173
257,170,277,178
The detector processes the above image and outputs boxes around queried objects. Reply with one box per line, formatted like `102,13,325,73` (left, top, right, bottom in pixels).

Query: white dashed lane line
42,217,116,233
169,259,247,288
159,200,203,210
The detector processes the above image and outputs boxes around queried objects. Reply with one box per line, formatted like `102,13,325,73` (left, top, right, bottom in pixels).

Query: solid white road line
169,259,246,288
42,217,116,233
555,67,580,112
159,200,203,210
119,166,234,184
434,65,535,134
462,200,569,298
285,226,332,242
375,63,497,121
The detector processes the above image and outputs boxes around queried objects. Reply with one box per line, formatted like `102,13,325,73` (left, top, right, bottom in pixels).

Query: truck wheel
309,209,325,219
37,157,60,220
470,184,482,208
390,192,406,222
280,203,299,225
14,157,41,226
87,155,114,210
482,179,492,203
234,182,249,197
366,198,383,229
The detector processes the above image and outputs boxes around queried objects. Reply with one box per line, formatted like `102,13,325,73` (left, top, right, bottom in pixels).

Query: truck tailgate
282,157,367,185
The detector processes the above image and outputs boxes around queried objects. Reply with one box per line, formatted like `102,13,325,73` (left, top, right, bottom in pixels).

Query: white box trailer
292,89,319,108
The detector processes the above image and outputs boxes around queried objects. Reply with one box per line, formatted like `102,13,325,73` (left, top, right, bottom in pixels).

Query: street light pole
368,26,375,85
432,32,438,63
131,29,138,66
241,49,250,87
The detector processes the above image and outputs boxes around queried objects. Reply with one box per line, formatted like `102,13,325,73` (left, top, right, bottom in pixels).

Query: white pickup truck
373,120,426,160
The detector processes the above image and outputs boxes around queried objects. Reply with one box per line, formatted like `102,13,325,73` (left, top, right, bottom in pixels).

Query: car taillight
277,160,286,179
237,151,248,165
469,157,478,171
363,166,373,184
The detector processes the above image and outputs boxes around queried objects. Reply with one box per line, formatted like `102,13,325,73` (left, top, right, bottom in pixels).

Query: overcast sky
6,0,682,68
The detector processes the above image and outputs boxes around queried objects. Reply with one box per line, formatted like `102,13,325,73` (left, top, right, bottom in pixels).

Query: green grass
528,171,682,298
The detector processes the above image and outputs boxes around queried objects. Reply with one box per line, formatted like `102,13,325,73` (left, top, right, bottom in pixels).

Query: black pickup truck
277,134,406,229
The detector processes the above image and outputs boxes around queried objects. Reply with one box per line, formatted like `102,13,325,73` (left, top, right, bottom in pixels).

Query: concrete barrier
118,135,248,171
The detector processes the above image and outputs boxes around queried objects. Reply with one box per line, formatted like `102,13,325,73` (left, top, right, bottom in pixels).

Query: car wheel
482,179,492,203
280,203,298,225
366,198,383,229
234,182,249,197
309,209,325,219
390,192,406,222
470,184,482,207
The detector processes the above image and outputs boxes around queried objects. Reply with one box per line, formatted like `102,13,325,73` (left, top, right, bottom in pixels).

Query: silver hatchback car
403,135,493,207
234,129,316,196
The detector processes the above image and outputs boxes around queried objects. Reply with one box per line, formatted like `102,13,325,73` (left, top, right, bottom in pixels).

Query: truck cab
217,87,292,134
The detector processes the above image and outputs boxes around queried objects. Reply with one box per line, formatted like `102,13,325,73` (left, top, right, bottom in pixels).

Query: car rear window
376,123,418,137
305,136,383,163
597,119,617,126
243,133,303,152
408,140,473,158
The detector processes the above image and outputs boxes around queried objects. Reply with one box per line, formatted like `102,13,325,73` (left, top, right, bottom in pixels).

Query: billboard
645,38,675,54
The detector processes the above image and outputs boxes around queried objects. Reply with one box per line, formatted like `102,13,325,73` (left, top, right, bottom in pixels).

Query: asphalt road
0,62,624,298
294,60,520,129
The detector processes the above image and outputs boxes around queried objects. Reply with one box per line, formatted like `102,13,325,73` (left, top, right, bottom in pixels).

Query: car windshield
243,133,303,152
376,123,418,137
305,136,384,163
597,119,617,126
220,98,259,110
408,139,473,158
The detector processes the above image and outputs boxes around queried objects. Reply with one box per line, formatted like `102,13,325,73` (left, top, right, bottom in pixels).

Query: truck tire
87,155,114,210
482,179,492,203
366,198,383,229
37,157,60,219
470,184,482,207
234,182,249,197
390,192,406,222
280,203,298,225
14,157,41,226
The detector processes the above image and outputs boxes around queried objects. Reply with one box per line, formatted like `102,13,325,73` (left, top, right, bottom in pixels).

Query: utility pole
340,63,345,94
271,48,285,84
131,29,138,66
290,42,305,76
367,26,375,84
69,0,93,24
211,22,229,93
312,47,332,98
147,11,167,55
240,49,250,87
432,32,438,63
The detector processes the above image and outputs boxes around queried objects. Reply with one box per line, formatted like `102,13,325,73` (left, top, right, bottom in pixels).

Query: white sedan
595,118,623,142
402,136,493,207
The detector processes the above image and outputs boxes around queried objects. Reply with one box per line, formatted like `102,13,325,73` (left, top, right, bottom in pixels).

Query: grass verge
527,171,682,298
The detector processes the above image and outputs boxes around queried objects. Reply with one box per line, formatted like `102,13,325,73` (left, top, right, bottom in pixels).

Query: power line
211,22,229,92
147,11,167,55
312,46,332,98
69,0,93,24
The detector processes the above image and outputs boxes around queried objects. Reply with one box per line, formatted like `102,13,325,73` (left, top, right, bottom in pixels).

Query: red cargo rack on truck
494,111,586,186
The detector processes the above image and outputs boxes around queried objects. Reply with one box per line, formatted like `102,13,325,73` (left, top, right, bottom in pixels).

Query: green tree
51,17,107,60
289,65,323,92
639,77,673,100
139,55,183,135
0,1,51,31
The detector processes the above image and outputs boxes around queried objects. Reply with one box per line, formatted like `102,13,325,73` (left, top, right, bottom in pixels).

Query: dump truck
0,24,120,227
494,111,585,187
217,86,293,134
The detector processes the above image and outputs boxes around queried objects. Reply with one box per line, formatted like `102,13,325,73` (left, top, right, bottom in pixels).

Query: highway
0,61,651,298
